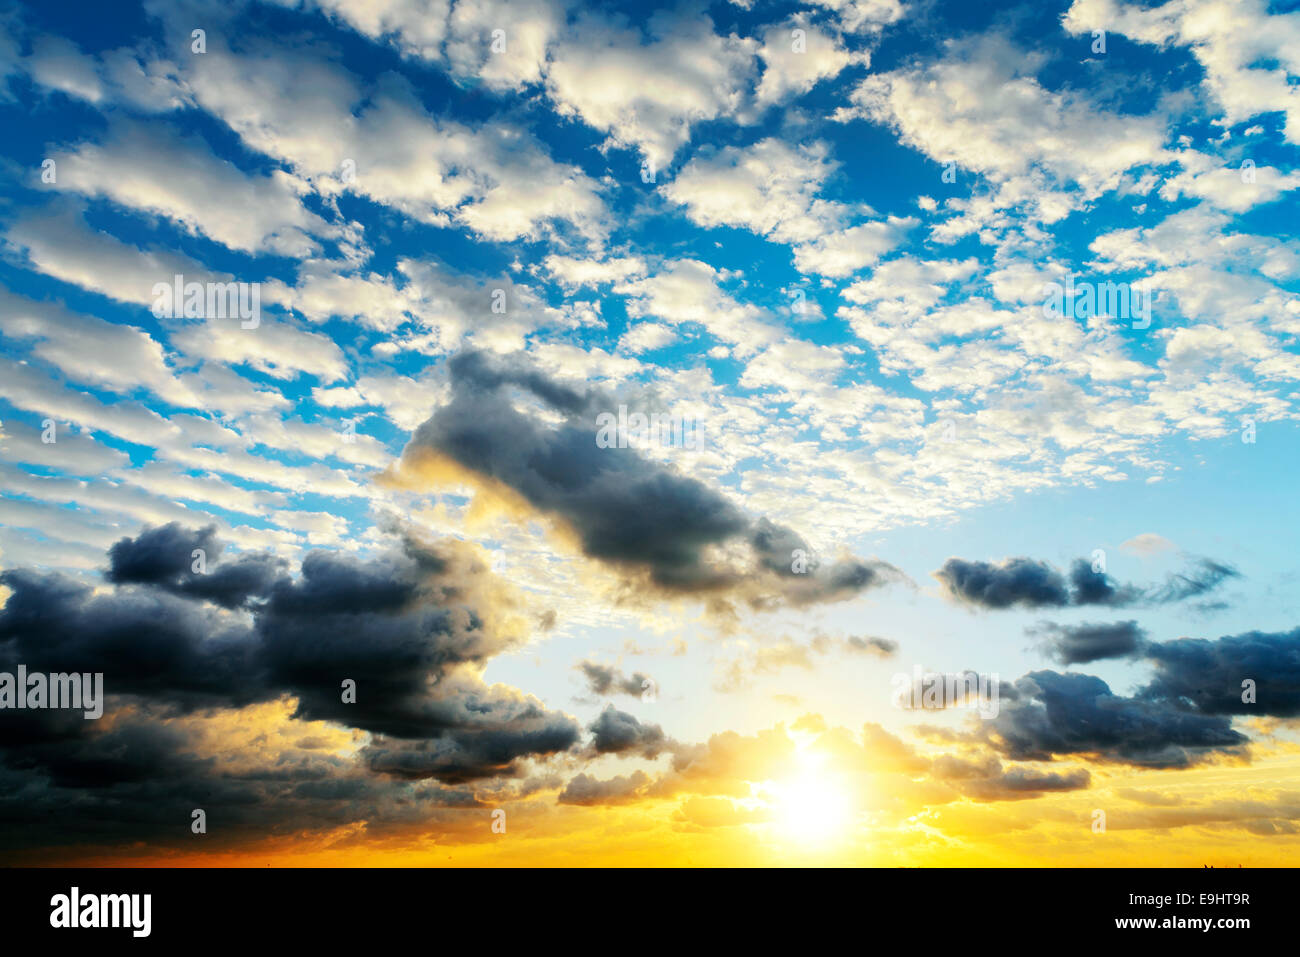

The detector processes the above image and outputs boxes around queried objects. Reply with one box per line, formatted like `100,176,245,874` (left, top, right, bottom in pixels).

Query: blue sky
0,0,1298,863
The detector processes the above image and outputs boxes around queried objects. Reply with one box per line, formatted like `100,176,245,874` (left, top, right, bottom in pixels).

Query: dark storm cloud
935,557,1070,609
0,566,263,710
252,537,539,740
936,555,1238,610
588,705,669,757
0,708,490,856
360,703,583,784
397,350,901,610
0,524,582,854
1139,628,1300,717
106,522,286,609
577,660,654,698
1065,559,1143,607
1033,620,1148,664
987,671,1248,769
7,718,214,791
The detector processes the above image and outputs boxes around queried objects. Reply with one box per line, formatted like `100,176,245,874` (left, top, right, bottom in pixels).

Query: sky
0,0,1298,866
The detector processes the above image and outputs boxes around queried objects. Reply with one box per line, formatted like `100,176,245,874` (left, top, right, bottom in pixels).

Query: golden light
770,752,853,846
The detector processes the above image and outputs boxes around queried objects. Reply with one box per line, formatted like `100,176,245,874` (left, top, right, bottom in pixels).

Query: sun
770,754,853,846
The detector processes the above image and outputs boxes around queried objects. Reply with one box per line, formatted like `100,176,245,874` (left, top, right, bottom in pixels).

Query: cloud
157,25,608,243
986,670,1248,768
0,523,582,786
588,705,669,757
614,259,782,357
47,118,336,256
1063,0,1300,145
170,316,349,384
577,660,654,699
3,202,222,307
845,634,898,657
936,556,1238,609
543,10,758,168
836,32,1167,221
0,289,203,408
105,522,286,610
663,137,846,244
1121,533,1175,556
393,350,902,612
935,557,1071,609
557,769,649,805
756,19,863,105
1145,558,1240,603
791,218,917,278
1032,620,1147,665
0,419,129,474
808,0,903,34
930,754,1091,801
1140,628,1300,717
617,322,677,354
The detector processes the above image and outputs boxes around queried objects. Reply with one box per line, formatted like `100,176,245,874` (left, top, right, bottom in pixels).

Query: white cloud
664,138,846,244
4,204,223,306
25,35,104,102
1159,150,1300,212
544,11,758,168
792,218,916,278
1064,0,1300,144
0,420,129,474
837,33,1168,218
444,0,561,88
171,317,349,384
305,0,451,59
313,372,446,431
618,322,677,354
542,254,648,290
176,37,608,242
808,0,904,34
49,119,336,257
1121,532,1176,555
755,19,863,106
0,290,202,408
615,260,781,357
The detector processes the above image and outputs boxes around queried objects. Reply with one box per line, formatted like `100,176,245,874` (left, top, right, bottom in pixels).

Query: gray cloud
558,770,649,806
106,522,287,609
0,524,582,821
936,556,1238,610
987,670,1248,769
935,557,1070,609
1140,628,1300,717
930,754,1091,801
1032,620,1147,664
397,351,902,612
577,660,654,698
845,634,898,657
588,705,669,757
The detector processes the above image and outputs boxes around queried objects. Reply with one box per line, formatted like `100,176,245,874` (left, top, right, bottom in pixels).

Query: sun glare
771,755,853,846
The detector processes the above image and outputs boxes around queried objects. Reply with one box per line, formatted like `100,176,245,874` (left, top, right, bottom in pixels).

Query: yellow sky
21,701,1298,867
